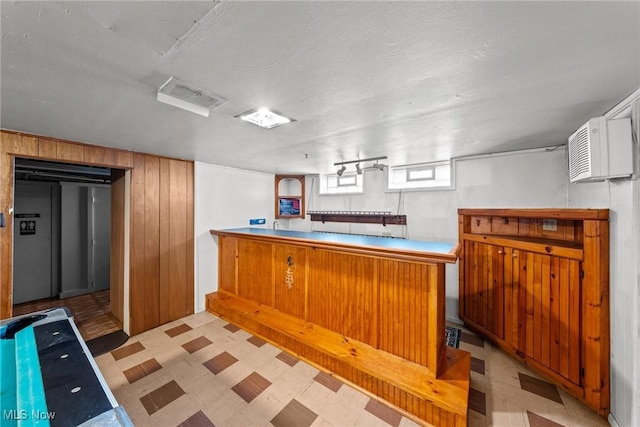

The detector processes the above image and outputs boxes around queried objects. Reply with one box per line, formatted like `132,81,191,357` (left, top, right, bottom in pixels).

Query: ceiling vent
568,116,633,183
157,77,226,117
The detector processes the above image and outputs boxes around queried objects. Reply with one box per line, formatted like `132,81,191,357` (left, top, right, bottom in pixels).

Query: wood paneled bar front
206,228,470,426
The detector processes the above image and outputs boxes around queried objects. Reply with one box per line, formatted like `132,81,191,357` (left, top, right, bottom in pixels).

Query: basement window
320,173,364,195
388,160,453,190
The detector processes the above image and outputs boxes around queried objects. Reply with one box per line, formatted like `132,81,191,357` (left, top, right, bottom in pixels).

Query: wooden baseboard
207,291,470,427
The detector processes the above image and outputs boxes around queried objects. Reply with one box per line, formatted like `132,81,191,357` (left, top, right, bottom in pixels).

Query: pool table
0,308,131,427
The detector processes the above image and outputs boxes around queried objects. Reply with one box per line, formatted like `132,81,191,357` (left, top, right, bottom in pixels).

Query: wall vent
568,117,633,182
157,77,226,117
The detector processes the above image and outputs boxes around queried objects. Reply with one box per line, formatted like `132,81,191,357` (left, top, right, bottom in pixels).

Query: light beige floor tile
336,382,370,410
255,352,294,382
311,416,336,426
217,401,269,427
250,383,296,421
148,393,201,426
355,408,397,427
195,389,247,425
487,392,529,427
297,379,340,415
398,415,424,427
320,400,366,427
181,311,218,329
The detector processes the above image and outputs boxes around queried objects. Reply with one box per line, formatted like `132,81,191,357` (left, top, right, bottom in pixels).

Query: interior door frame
0,131,131,330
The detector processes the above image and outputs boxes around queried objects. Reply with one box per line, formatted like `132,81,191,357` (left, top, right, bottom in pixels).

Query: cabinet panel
379,259,439,367
218,237,237,293
307,249,376,345
463,241,504,339
521,251,581,386
238,240,273,306
274,244,307,319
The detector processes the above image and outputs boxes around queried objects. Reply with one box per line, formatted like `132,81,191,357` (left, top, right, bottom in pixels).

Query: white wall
194,162,274,312
566,100,640,427
568,177,639,427
286,147,568,322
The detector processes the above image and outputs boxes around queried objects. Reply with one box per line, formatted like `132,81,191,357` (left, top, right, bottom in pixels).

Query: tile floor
95,311,610,427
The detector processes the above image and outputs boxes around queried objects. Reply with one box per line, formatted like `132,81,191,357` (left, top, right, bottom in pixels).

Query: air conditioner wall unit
568,116,633,183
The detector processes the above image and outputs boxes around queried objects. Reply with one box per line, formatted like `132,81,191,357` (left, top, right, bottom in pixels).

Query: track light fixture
373,162,386,171
334,156,387,175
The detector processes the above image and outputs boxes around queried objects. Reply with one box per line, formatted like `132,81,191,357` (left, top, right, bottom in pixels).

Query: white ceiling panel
1,1,638,175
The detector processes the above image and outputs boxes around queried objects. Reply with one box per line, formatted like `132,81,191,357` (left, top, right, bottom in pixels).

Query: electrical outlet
542,219,558,231
249,218,266,225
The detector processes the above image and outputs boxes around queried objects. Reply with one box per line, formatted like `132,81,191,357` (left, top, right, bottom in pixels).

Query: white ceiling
1,1,639,175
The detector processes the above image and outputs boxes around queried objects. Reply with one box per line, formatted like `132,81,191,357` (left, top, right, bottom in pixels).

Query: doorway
12,158,121,341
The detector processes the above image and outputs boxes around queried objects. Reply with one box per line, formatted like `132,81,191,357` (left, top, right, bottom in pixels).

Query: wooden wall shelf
275,175,305,219
308,210,407,226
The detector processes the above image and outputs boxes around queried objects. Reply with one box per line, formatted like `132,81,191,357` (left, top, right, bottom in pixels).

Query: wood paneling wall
0,130,194,336
124,153,195,335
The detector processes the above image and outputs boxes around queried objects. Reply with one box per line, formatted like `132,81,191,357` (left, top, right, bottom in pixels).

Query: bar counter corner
206,227,470,426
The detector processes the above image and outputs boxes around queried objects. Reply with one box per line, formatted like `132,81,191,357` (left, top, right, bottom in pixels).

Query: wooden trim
457,208,609,220
211,229,459,264
582,219,610,416
1,128,189,165
110,169,126,325
462,233,583,260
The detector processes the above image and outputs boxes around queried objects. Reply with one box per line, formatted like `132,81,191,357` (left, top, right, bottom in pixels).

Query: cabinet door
519,251,582,386
463,241,504,339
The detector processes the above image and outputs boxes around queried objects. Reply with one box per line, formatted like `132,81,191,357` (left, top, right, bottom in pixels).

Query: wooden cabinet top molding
457,208,609,220
211,227,460,264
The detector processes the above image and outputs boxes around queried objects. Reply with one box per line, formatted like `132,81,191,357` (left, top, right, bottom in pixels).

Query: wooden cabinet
458,209,609,417
275,175,305,219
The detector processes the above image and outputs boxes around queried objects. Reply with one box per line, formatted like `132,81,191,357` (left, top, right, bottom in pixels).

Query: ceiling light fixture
237,108,294,129
334,156,387,175
373,162,386,171
157,77,226,117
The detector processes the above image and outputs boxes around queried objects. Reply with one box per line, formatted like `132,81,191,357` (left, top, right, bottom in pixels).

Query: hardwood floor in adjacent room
12,289,120,341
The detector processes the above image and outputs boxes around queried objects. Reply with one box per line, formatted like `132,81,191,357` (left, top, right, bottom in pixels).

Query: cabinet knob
512,253,517,258
498,249,503,254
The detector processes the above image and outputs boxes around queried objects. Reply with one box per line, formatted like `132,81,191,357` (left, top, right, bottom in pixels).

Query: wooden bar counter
206,228,470,426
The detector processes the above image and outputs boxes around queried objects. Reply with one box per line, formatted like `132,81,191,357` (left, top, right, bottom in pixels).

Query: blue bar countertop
211,227,459,263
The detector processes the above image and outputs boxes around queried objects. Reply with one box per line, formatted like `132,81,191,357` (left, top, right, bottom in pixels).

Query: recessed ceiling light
157,77,226,117
237,108,294,129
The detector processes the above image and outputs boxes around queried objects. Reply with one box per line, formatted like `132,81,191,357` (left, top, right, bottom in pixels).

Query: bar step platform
207,291,470,427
